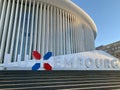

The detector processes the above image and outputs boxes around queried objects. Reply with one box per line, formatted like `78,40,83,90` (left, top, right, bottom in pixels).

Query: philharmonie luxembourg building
0,0,119,70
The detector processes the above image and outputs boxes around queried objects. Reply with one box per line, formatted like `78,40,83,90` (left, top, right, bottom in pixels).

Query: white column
56,8,59,55
84,27,86,51
13,0,26,61
10,0,20,62
91,28,94,50
69,14,73,53
5,0,15,54
38,3,43,53
62,10,65,55
79,24,83,52
0,0,3,18
29,0,35,59
67,13,71,54
87,28,91,51
75,16,78,53
69,14,72,53
75,17,78,53
77,18,80,52
24,0,31,58
81,24,85,51
20,0,27,61
46,5,50,52
0,0,7,60
33,2,39,51
41,4,46,56
91,29,95,50
76,17,79,53
53,6,56,56
86,27,89,51
59,9,62,55
49,6,53,52
72,15,75,53
0,0,11,63
65,12,68,54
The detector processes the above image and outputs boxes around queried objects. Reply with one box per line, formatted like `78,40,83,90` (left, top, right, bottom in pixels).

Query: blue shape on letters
43,52,52,60
32,63,40,70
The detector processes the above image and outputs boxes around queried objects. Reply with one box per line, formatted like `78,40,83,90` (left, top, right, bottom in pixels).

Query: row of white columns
0,0,95,63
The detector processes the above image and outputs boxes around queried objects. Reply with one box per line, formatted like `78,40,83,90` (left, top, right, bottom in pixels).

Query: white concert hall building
0,0,119,70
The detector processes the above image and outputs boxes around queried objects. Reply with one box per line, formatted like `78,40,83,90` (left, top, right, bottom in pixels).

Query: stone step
0,71,120,89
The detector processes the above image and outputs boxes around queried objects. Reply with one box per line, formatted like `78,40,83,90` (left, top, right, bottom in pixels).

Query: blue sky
72,0,120,47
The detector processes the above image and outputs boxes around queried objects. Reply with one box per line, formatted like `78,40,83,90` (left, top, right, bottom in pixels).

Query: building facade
0,0,97,64
96,41,120,59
